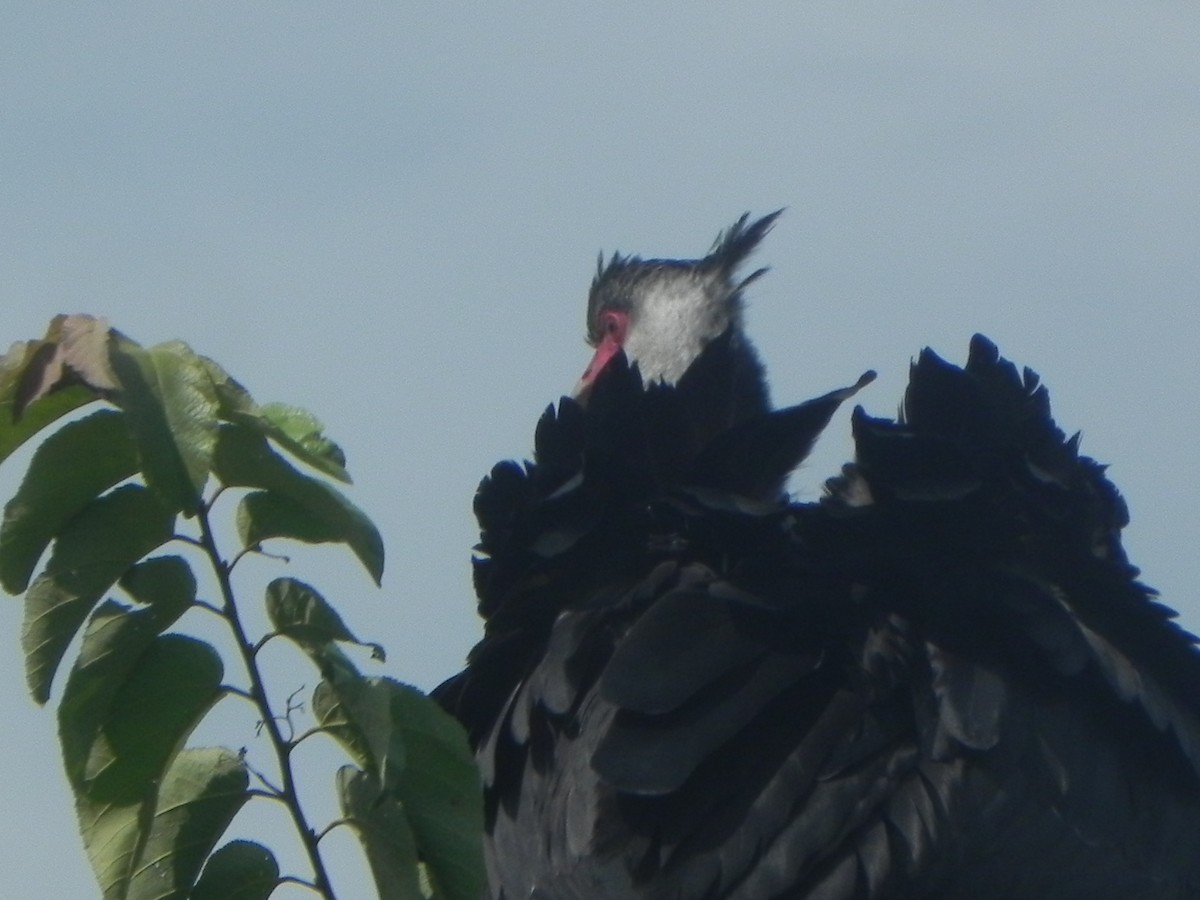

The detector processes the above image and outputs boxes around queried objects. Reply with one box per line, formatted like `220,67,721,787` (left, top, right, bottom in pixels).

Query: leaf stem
290,725,328,749
195,503,337,899
222,684,256,703
315,817,354,843
194,598,225,616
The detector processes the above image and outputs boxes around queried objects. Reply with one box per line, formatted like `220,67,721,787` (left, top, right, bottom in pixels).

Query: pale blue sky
3,5,1198,896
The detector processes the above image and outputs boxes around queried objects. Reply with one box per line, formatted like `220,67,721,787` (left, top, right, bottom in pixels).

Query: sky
2,4,1198,896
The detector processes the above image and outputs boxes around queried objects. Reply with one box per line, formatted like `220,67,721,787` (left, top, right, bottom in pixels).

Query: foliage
0,315,485,899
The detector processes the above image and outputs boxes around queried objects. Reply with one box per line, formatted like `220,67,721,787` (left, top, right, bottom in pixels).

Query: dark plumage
434,214,1200,899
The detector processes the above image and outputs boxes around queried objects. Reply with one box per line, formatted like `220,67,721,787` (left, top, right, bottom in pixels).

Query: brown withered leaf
11,315,129,420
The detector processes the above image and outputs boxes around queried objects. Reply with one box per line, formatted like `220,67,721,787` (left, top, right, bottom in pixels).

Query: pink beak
573,333,623,401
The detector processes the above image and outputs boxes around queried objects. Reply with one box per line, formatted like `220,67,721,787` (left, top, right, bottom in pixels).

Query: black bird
434,213,1200,899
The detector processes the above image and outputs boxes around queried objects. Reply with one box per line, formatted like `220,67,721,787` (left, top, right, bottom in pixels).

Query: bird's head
575,211,784,416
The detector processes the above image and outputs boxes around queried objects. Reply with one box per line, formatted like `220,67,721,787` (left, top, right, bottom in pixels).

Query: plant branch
195,502,337,899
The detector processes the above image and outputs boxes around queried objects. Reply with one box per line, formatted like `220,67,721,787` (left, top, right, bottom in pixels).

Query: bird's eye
599,310,627,343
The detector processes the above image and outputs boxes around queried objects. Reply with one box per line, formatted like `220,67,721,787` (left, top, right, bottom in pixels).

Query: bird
433,212,1200,899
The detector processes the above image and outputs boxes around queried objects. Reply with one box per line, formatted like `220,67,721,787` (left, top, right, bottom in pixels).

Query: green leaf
312,677,372,769
81,635,223,794
0,337,49,405
118,554,198,610
297,631,364,684
0,409,140,593
266,576,384,659
109,341,219,515
338,766,427,900
381,681,486,900
0,382,98,464
236,489,384,585
124,747,251,900
59,557,197,786
315,674,406,789
213,424,383,584
238,490,343,547
22,484,176,703
72,643,228,899
318,678,486,900
198,354,256,421
192,840,279,900
202,354,351,483
258,402,349,481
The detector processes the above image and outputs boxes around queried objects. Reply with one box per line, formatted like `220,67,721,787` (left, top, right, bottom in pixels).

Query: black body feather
436,296,1200,897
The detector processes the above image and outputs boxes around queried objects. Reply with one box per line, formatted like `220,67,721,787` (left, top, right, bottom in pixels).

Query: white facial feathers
618,266,742,386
